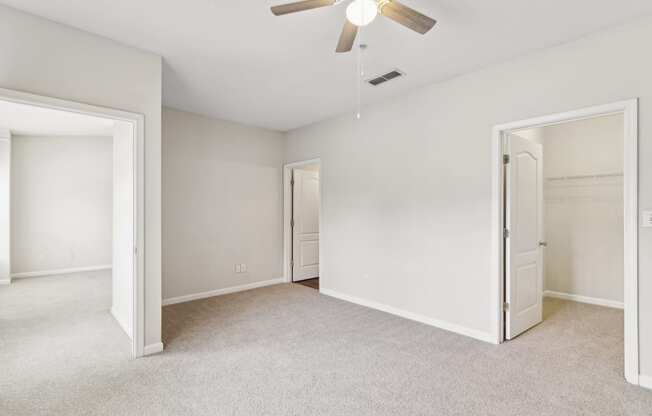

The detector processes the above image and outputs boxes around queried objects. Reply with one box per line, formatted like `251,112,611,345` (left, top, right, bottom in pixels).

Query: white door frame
283,158,322,284
491,99,639,384
0,87,146,359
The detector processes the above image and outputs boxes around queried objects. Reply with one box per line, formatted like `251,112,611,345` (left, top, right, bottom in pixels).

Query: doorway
491,100,639,385
0,87,145,358
283,159,321,290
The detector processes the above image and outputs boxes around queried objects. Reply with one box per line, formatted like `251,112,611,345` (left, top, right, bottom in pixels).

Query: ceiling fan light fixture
346,0,378,27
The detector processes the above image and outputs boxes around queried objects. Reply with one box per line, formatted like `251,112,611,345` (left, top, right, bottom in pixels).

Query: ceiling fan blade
336,20,358,53
271,0,336,16
380,0,437,34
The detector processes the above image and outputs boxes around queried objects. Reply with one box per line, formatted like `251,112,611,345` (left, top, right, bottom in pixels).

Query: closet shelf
545,172,623,181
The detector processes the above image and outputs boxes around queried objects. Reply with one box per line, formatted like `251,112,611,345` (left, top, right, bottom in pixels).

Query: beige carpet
2,275,651,415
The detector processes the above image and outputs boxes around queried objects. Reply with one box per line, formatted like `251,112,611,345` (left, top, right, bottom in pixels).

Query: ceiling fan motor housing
271,0,436,52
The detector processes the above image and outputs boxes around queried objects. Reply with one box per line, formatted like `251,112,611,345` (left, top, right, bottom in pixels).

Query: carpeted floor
1,273,651,415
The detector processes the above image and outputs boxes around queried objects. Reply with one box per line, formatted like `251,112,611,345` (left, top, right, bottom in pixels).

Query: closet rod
545,172,623,181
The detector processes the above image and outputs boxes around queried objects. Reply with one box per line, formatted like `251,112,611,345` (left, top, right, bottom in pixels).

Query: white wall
539,115,624,304
0,4,162,347
162,108,285,300
112,121,134,338
0,128,9,283
285,17,652,378
11,135,112,274
542,115,624,178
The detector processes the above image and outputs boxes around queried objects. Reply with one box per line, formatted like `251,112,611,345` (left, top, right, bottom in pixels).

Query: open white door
292,169,320,282
505,133,544,340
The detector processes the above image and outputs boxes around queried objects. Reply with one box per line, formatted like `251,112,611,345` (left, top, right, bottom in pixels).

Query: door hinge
503,154,510,164
503,302,510,311
290,218,294,228
291,178,295,186
503,228,510,239
134,246,138,255
290,259,294,268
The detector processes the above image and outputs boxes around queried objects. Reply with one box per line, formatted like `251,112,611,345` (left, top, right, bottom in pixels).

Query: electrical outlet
643,210,652,228
235,264,241,273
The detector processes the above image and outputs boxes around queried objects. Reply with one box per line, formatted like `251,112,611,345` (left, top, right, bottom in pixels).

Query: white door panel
292,169,320,281
506,134,543,340
299,240,319,266
0,132,10,283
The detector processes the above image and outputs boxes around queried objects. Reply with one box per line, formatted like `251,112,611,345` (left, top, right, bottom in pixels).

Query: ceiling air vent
366,69,405,87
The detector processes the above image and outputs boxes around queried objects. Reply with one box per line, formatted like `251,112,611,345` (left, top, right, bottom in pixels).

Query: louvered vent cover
366,69,405,86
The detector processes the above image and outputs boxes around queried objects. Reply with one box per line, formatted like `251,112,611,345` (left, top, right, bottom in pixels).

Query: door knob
539,241,548,247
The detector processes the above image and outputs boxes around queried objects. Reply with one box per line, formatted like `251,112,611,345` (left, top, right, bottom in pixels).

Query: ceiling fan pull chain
356,24,368,120
356,30,362,119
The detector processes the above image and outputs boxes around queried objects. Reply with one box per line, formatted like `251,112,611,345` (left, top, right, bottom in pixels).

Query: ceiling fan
271,0,437,53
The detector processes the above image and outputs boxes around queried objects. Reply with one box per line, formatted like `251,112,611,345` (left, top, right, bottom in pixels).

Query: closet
518,113,624,308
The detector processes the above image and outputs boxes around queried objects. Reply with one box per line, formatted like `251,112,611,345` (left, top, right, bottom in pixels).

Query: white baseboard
0,278,11,285
11,264,112,279
162,278,285,306
319,288,495,344
543,290,624,309
640,374,652,391
143,342,164,356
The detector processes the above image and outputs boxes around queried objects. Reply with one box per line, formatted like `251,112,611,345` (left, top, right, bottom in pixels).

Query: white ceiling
0,100,114,136
3,1,652,131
